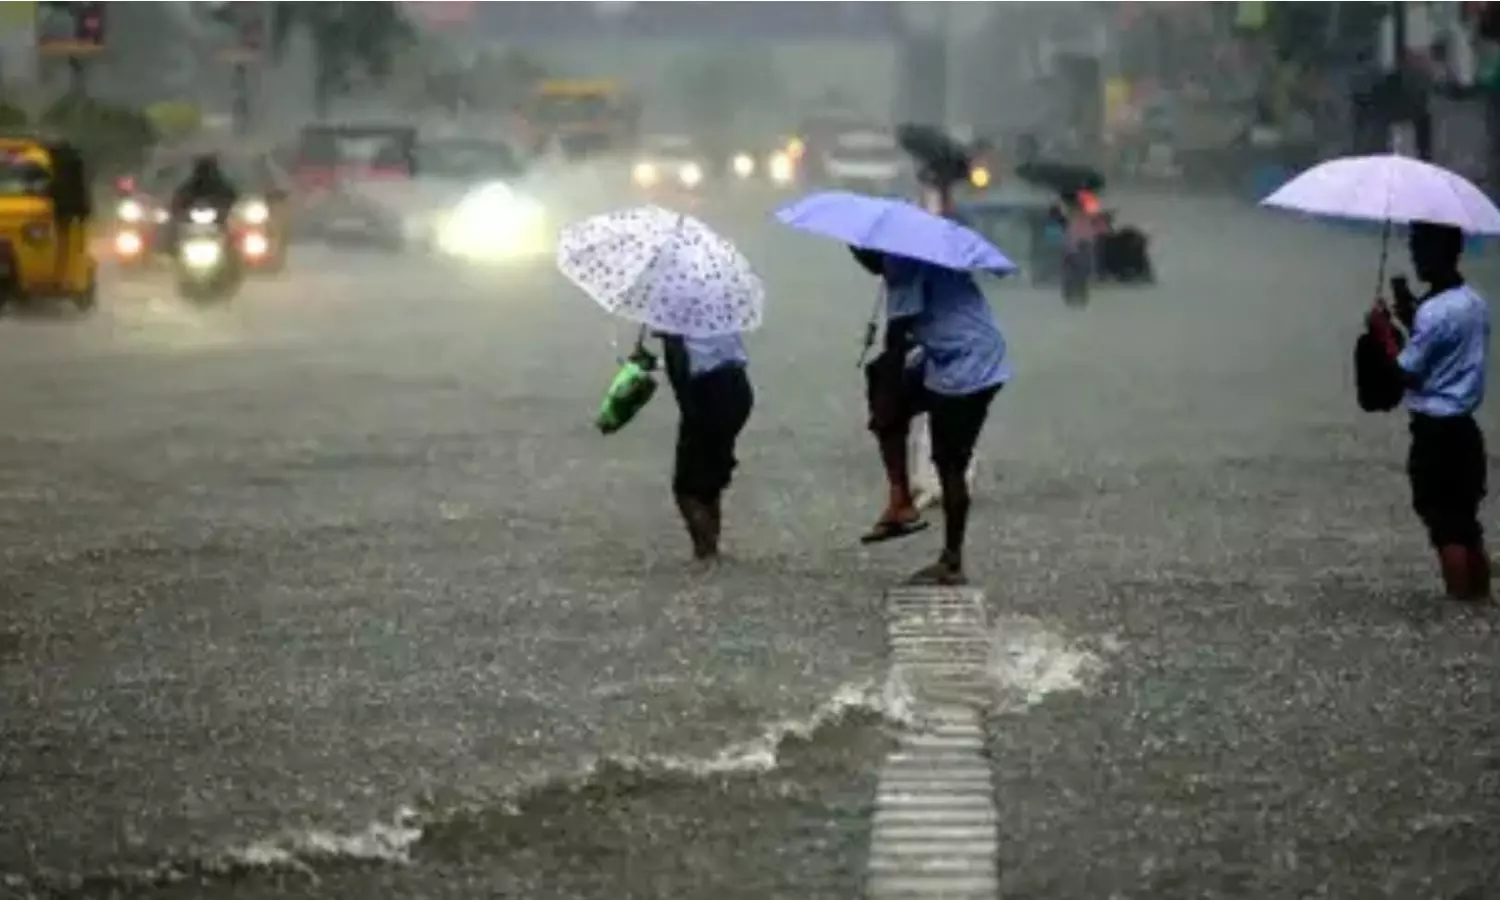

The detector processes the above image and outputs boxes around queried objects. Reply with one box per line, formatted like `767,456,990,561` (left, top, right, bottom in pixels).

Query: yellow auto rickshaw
0,136,96,312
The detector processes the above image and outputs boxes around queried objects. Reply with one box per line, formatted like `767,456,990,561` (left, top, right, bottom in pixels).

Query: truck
516,79,639,161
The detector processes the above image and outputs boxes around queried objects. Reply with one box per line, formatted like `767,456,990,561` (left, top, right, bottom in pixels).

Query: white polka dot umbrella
556,205,766,338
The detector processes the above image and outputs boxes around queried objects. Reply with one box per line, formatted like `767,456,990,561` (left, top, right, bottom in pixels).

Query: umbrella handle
1374,218,1390,301
856,286,884,368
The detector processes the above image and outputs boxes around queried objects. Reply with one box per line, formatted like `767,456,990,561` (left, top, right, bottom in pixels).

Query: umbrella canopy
1014,160,1105,196
895,123,971,185
557,205,765,338
775,190,1016,274
1260,154,1500,235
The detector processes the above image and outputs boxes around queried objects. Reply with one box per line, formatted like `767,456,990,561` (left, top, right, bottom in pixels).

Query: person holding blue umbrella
778,191,1015,586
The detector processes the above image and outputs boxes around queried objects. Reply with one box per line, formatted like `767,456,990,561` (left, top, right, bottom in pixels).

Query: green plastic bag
596,346,659,435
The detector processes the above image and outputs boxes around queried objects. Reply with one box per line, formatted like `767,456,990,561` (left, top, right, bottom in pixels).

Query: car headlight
632,162,659,187
240,199,270,225
438,187,547,260
679,163,703,187
970,166,991,189
731,153,755,178
118,199,144,222
768,152,794,184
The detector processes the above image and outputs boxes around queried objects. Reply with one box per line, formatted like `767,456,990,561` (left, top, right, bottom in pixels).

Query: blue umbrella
775,190,1017,274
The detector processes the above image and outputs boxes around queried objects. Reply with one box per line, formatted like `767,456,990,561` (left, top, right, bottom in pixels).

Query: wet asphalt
2,187,1499,899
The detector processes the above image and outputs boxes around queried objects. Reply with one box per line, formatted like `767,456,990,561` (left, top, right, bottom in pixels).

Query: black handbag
1354,330,1404,413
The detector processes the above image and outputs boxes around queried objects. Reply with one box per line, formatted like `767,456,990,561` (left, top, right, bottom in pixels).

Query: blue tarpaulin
476,2,904,41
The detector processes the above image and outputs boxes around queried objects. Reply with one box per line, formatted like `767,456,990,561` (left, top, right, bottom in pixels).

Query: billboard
476,2,903,42
197,2,267,63
35,1,103,56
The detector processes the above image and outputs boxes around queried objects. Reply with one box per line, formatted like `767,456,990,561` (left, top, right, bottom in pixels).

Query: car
724,136,799,190
630,135,710,193
822,127,906,194
109,147,292,275
291,123,418,248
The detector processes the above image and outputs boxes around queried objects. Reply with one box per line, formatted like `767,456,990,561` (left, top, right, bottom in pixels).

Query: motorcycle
174,206,242,303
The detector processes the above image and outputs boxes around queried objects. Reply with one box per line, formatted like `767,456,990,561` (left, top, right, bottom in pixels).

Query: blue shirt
683,333,748,377
1398,284,1490,417
884,258,1010,396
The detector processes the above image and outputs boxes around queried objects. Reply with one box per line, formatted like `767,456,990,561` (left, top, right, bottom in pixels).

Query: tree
270,2,415,119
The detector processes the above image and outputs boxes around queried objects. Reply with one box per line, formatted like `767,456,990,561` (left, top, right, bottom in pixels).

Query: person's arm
1371,301,1443,392
882,267,924,356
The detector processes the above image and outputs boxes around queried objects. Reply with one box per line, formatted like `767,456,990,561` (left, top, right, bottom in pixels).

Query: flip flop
905,562,969,587
860,518,930,545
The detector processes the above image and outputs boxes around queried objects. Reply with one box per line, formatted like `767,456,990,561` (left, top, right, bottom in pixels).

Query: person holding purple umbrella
1366,222,1491,601
776,189,1016,585
852,246,1009,586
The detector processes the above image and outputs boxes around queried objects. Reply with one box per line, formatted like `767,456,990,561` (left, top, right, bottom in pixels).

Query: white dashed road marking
866,587,998,900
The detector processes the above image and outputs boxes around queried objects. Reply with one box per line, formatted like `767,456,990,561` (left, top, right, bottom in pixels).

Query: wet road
4,189,1500,898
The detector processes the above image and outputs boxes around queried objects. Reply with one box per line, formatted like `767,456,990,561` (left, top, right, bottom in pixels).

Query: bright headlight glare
182,239,222,268
118,199,143,222
241,200,270,224
769,152,794,183
632,162,658,186
189,207,217,225
732,154,755,177
679,163,703,187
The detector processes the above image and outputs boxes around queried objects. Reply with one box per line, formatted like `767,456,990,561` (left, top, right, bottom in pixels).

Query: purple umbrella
775,190,1017,274
1260,154,1500,234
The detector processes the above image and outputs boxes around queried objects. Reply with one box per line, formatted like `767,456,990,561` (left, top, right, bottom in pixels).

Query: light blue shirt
884,258,1010,396
1398,284,1490,417
683,333,748,377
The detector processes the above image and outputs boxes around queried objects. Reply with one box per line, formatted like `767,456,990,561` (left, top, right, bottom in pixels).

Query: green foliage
0,102,28,131
38,96,156,175
271,2,416,102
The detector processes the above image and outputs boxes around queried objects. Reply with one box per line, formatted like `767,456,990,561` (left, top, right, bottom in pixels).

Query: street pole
66,55,85,98
1389,0,1433,159
231,61,249,135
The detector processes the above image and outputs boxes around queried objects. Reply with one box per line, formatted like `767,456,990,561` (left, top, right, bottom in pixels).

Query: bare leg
675,494,717,560
906,464,971,586
1468,542,1492,601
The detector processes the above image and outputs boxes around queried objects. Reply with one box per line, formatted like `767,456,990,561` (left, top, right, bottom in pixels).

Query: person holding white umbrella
558,205,763,564
1263,154,1500,600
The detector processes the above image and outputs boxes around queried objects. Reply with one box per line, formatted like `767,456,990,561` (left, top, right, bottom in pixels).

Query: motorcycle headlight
118,199,144,223
731,154,755,178
970,166,991,189
679,163,703,187
632,162,659,187
182,239,222,268
240,199,270,225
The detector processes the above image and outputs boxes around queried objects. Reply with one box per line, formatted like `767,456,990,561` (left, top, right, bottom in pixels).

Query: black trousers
673,365,753,500
1408,413,1488,547
865,351,998,472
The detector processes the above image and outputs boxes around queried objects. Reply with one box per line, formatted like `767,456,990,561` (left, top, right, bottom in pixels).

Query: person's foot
861,508,929,545
912,488,940,512
689,550,722,575
904,558,968,586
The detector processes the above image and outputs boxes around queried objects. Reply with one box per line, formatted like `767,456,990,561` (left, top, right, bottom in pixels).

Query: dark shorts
865,352,999,471
674,365,754,500
1408,413,1488,547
